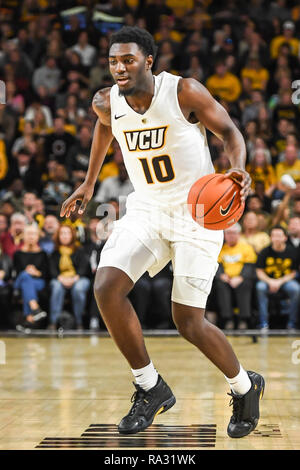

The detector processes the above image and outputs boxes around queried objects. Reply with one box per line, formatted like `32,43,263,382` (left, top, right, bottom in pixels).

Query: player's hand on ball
60,181,94,218
224,168,252,203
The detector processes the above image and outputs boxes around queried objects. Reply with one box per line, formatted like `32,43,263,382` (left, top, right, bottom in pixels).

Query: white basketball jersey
110,71,214,206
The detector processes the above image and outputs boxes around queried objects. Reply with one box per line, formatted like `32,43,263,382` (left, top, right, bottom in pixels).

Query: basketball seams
196,179,235,219
193,174,220,219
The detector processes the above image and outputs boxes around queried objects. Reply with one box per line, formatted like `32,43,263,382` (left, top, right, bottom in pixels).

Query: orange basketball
187,173,245,230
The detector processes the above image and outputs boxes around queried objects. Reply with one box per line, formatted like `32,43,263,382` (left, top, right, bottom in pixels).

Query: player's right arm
60,88,113,218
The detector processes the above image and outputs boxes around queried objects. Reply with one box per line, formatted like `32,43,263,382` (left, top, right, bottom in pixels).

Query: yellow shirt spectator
0,139,8,181
246,164,276,191
239,233,270,254
206,72,241,103
166,0,194,17
98,161,119,182
241,66,269,91
218,241,257,278
270,35,299,59
276,160,300,182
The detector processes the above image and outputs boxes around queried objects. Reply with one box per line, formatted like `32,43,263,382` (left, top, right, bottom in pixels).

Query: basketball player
61,27,265,438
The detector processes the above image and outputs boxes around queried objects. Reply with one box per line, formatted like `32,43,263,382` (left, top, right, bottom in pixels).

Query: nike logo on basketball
220,192,237,216
115,113,126,120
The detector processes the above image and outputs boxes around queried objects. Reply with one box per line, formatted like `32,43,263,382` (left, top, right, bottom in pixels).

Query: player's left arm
178,78,251,202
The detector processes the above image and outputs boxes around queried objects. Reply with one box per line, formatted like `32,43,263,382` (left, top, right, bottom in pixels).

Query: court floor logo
36,423,282,449
36,424,217,448
0,341,6,364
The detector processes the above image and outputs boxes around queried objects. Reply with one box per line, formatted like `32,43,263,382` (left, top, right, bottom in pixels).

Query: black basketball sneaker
227,370,265,438
118,375,176,434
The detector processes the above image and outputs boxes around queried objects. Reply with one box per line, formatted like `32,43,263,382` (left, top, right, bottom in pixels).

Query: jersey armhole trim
174,78,201,128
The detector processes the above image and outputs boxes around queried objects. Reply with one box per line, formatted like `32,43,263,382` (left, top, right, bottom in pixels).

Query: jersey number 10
139,155,175,184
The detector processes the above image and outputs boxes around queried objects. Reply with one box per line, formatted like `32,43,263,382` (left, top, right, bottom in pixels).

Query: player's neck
125,74,155,115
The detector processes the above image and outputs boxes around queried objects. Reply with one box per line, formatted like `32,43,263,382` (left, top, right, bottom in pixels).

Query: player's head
109,26,158,96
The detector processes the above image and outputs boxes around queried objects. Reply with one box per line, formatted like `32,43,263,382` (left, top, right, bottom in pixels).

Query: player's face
109,42,152,96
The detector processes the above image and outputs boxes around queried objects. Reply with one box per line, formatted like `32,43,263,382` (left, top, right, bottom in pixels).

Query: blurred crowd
1,0,300,331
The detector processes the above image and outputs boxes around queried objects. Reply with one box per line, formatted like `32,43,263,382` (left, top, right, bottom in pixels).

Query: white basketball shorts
98,193,224,309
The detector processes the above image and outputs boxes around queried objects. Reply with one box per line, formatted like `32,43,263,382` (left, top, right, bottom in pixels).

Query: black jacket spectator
49,247,91,280
13,250,49,280
43,129,75,165
4,148,42,194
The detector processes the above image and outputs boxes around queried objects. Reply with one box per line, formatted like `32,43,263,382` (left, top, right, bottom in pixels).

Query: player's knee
173,308,206,342
93,277,109,309
94,267,132,310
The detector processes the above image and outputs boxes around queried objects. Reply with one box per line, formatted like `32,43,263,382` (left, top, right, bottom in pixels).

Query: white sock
131,361,159,391
225,364,251,396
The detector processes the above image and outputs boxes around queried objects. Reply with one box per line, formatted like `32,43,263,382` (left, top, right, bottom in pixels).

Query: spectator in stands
13,223,48,326
94,159,134,204
276,144,300,182
215,223,257,329
65,94,87,128
4,147,42,194
206,60,241,103
213,151,231,174
43,116,75,165
62,209,87,245
272,90,300,129
272,118,291,161
256,225,300,330
5,45,33,95
0,201,16,220
243,120,258,156
270,21,300,59
6,80,25,116
240,211,270,254
246,148,276,193
39,214,60,255
84,216,111,330
42,161,72,207
11,120,36,158
0,244,12,327
48,225,91,330
32,197,45,228
32,56,61,96
24,96,53,131
21,191,38,224
89,54,110,93
133,263,174,329
246,194,271,230
66,125,92,181
0,212,25,259
62,49,89,90
287,216,300,249
71,31,96,68
0,214,8,238
241,89,266,127
241,54,269,92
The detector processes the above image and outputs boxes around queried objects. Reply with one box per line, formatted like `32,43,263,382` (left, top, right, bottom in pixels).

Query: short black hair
270,225,287,236
109,26,158,60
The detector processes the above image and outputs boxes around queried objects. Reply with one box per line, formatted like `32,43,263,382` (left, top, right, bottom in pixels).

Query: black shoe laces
129,383,149,416
228,392,244,422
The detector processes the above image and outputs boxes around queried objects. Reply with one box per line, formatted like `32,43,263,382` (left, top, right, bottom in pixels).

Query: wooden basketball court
0,334,299,450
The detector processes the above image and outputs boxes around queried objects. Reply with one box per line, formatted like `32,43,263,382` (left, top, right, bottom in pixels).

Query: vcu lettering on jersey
124,126,168,152
110,71,215,205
